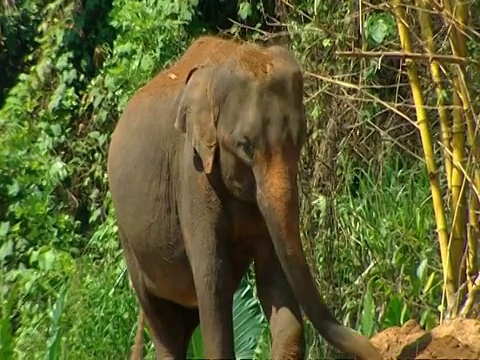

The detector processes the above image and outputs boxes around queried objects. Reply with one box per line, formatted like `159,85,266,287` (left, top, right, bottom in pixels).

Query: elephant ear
174,65,219,174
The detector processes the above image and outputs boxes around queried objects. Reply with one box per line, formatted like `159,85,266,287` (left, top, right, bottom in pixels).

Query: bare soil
370,317,480,359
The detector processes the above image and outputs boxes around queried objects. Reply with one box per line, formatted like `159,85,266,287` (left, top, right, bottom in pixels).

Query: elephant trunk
254,152,380,360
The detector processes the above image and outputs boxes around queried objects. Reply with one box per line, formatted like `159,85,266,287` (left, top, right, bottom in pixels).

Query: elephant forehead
241,85,303,148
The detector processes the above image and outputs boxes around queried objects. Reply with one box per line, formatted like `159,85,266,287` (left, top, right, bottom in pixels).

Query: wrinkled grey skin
107,36,381,360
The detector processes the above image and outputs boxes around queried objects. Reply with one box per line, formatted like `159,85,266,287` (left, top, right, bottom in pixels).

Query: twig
353,261,376,286
304,71,418,128
459,273,480,317
335,50,476,65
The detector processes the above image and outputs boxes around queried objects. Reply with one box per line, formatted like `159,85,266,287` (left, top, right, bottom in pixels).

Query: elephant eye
237,137,254,161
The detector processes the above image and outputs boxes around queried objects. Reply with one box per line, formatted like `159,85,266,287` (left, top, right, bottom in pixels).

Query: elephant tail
130,308,145,360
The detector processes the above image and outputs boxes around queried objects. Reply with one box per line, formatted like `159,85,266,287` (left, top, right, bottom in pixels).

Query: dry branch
335,50,475,65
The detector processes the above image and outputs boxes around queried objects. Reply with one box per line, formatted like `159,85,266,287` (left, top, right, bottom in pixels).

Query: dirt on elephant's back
370,317,480,359
144,36,274,92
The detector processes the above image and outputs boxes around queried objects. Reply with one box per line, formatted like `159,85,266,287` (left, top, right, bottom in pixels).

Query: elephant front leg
255,242,305,360
185,227,235,359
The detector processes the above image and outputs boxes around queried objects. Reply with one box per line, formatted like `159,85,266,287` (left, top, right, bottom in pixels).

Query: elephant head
174,44,380,360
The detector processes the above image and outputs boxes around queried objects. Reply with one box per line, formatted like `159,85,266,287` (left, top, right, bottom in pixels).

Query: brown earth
370,317,480,359
141,35,275,94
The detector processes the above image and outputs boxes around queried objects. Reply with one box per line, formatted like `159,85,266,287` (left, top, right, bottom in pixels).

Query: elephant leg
138,289,199,360
254,242,305,360
121,233,198,359
126,272,199,359
184,233,235,358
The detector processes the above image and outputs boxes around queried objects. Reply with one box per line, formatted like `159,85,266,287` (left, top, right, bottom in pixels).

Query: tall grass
303,154,441,358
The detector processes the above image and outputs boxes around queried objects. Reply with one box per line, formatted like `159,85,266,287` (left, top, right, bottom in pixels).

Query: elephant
107,35,381,360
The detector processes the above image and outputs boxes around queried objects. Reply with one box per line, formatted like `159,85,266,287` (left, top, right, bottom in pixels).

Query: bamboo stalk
449,86,467,314
444,0,468,303
467,191,479,292
443,0,480,297
392,0,456,316
415,0,453,192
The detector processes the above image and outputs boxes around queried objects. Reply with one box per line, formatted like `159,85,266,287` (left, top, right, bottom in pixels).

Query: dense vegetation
1,0,478,359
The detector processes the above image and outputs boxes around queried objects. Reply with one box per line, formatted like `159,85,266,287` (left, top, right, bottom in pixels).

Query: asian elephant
107,35,381,360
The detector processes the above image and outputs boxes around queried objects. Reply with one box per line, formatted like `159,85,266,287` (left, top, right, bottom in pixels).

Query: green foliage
238,1,253,20
45,279,69,360
232,278,267,358
0,285,16,359
296,153,441,357
364,12,398,47
58,259,139,358
342,156,440,325
0,0,201,357
0,0,43,106
313,155,441,328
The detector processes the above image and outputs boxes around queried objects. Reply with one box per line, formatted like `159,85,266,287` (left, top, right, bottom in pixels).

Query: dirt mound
370,317,480,359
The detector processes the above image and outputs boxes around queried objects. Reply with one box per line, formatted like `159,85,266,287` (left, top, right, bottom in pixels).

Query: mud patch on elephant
370,318,480,359
142,36,228,91
142,36,275,92
236,46,273,77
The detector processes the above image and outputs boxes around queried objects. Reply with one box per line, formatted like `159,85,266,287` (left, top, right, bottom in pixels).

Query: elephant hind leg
139,289,199,360
120,232,199,358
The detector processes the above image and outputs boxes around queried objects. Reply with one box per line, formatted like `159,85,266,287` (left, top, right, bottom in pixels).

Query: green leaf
369,19,389,44
238,2,252,20
64,69,78,85
38,249,56,271
360,285,375,337
423,272,436,295
88,131,101,139
400,303,410,324
48,83,67,112
0,285,16,359
49,159,68,181
365,12,396,45
55,52,73,72
0,222,11,238
233,279,266,359
0,239,13,261
253,326,271,360
187,278,266,359
416,259,428,281
45,279,70,360
140,55,154,72
187,327,204,359
50,124,62,138
322,38,333,48
7,180,20,197
383,296,403,327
